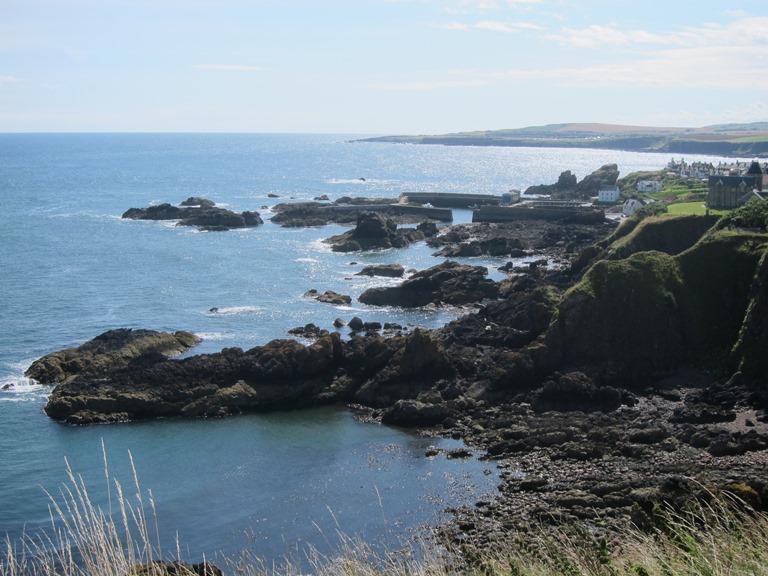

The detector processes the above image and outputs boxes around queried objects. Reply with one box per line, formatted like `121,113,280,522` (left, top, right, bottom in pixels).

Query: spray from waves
0,361,50,403
205,305,266,316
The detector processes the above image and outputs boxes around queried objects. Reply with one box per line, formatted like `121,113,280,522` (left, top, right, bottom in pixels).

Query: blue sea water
0,133,730,569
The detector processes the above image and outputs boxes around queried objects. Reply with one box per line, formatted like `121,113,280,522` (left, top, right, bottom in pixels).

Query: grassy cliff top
358,122,768,156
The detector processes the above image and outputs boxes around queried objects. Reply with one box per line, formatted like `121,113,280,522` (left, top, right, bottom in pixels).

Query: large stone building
707,160,765,209
707,175,759,209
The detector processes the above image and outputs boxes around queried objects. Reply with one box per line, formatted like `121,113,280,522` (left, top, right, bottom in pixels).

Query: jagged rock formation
358,261,499,307
325,212,427,252
524,163,620,199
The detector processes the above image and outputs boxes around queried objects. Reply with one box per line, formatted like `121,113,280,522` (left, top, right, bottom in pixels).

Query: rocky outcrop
355,264,405,278
25,329,200,385
574,163,619,198
271,197,448,227
36,328,456,424
122,200,263,231
325,212,426,252
42,333,346,424
358,261,499,307
429,220,616,271
523,164,620,199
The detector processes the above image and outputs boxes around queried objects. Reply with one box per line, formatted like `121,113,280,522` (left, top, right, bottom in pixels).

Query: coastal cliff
357,122,768,157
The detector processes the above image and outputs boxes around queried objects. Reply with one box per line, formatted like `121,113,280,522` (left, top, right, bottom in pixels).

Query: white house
598,185,620,203
637,180,662,193
622,198,648,217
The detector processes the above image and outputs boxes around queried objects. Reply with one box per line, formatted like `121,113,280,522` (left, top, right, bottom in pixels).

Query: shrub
716,197,768,231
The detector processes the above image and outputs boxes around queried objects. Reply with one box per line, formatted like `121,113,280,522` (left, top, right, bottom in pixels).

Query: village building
637,180,662,193
597,184,620,203
706,160,767,209
622,197,648,217
707,175,759,209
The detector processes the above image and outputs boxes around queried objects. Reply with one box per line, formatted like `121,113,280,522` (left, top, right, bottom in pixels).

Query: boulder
180,197,216,208
304,289,352,305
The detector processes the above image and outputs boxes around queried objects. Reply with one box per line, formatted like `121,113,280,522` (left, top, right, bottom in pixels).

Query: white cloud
553,16,768,50
441,19,542,32
553,24,682,48
494,44,768,90
445,0,543,15
193,64,269,72
0,75,22,84
360,77,488,90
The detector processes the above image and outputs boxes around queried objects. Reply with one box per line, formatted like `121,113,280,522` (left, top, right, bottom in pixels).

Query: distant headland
356,122,768,158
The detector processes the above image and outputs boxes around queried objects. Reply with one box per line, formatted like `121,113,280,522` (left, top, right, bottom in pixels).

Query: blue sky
1,0,766,133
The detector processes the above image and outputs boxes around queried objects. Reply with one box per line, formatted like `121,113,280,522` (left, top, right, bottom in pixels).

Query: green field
666,202,728,216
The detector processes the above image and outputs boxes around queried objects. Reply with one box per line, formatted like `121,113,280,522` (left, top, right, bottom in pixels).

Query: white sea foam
0,376,50,403
192,331,229,341
205,305,265,316
295,257,319,263
326,177,396,186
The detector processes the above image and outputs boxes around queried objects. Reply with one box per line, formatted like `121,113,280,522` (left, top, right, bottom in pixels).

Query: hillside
358,122,768,157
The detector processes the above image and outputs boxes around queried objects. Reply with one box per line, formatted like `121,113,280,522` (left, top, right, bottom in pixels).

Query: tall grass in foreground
3,456,768,576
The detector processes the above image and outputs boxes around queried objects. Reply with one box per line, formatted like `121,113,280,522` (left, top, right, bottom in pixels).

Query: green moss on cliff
551,222,768,380
605,214,718,260
554,251,686,376
676,230,768,366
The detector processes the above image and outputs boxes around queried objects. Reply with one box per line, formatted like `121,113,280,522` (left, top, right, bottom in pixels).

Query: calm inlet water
0,133,730,567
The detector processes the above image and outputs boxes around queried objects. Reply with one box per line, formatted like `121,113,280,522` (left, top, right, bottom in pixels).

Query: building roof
747,160,764,176
708,175,758,187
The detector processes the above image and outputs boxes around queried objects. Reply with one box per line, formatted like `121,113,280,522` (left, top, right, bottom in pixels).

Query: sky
1,0,767,134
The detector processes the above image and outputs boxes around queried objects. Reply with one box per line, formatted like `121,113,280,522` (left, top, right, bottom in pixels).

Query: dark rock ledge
26,213,768,550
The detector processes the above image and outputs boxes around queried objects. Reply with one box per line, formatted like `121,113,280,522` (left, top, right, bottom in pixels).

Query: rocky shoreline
25,203,768,555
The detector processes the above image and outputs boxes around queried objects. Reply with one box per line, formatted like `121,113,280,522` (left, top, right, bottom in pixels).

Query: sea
0,133,732,570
